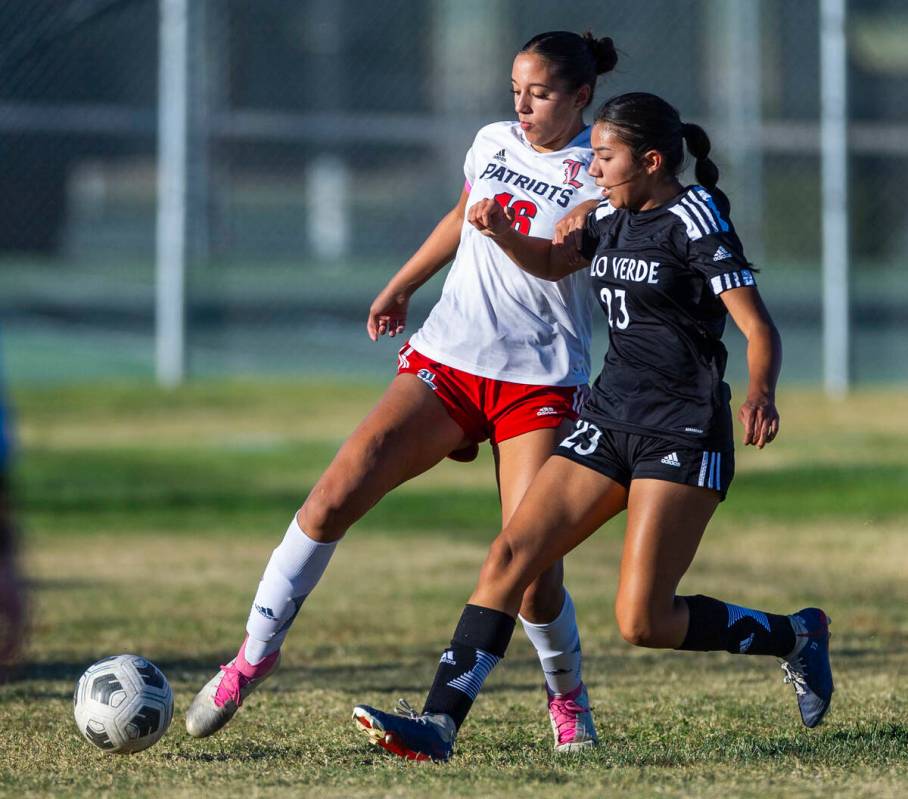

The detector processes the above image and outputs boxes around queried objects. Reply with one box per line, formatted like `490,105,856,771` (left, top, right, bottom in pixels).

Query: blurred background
2,6,907,792
0,0,906,388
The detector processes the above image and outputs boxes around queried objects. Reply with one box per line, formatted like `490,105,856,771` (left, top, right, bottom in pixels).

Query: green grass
2,380,907,798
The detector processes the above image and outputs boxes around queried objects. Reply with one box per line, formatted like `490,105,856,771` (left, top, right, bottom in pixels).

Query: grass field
2,381,907,798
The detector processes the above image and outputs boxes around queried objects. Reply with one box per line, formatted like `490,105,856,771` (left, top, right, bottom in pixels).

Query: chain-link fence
1,0,906,386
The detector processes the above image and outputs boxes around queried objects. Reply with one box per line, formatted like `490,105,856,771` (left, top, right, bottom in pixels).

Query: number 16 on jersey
494,192,538,235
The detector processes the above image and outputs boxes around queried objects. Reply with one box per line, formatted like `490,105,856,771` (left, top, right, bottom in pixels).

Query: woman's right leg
242,374,469,661
353,455,628,760
187,374,468,737
298,375,470,542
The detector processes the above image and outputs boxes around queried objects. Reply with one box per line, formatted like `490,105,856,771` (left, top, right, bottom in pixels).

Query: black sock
679,595,795,657
422,604,516,730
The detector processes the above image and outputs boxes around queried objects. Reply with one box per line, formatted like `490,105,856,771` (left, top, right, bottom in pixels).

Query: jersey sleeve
463,126,487,189
687,229,757,296
463,144,476,189
579,200,615,260
671,187,756,296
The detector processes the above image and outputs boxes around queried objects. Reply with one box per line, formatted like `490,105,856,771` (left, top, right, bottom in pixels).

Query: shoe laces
214,662,250,709
549,694,591,743
779,658,807,697
394,698,430,724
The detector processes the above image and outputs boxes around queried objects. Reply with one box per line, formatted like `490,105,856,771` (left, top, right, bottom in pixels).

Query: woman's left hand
738,395,780,448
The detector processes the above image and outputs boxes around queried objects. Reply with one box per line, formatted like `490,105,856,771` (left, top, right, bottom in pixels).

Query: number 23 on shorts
560,420,603,455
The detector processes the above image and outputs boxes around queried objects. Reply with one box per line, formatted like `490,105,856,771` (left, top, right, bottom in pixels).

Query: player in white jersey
411,119,598,386
187,31,617,751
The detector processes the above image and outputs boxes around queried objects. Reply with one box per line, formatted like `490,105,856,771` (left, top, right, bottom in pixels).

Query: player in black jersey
352,93,833,761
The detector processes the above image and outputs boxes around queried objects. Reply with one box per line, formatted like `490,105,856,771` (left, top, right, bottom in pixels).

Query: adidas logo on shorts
536,406,557,416
416,369,437,391
660,452,681,467
713,245,733,261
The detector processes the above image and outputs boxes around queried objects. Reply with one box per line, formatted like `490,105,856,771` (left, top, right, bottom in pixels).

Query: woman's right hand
367,284,411,341
468,198,515,238
553,201,595,269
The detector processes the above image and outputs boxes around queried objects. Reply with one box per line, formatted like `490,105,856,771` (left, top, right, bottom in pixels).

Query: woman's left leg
614,479,833,727
613,479,720,648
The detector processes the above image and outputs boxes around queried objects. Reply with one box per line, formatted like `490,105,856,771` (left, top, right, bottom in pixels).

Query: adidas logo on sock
713,245,733,261
439,649,457,666
254,603,278,620
494,148,507,162
660,452,681,467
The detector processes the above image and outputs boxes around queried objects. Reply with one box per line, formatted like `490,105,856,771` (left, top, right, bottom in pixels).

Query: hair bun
582,33,618,74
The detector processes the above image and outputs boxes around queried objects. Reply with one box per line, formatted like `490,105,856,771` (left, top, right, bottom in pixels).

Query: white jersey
409,121,603,387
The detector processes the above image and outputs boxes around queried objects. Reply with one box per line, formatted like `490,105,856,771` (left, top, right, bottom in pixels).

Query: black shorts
554,419,735,500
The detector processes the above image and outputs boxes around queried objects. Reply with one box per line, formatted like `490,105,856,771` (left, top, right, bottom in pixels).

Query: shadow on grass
25,577,102,591
168,747,291,763
602,721,908,768
19,451,908,539
4,652,599,699
3,654,448,697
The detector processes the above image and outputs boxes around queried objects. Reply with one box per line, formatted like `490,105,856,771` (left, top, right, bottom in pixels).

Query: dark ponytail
682,123,719,190
521,31,618,108
596,93,729,209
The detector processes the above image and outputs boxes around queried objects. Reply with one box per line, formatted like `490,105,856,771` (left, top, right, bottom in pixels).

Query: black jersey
579,184,756,447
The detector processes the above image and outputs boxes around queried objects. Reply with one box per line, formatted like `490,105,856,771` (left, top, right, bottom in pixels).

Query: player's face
589,124,671,211
511,53,587,152
588,125,642,208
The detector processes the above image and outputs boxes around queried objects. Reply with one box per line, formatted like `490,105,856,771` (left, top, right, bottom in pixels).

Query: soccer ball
73,654,174,754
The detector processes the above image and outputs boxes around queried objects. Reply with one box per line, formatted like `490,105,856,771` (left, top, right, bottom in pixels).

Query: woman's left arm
721,287,783,448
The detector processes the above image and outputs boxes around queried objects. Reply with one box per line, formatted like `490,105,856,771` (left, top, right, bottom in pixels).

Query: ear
642,149,664,175
574,84,592,110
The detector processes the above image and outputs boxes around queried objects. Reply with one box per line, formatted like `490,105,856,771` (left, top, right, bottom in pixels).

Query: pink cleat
547,682,598,752
185,637,280,738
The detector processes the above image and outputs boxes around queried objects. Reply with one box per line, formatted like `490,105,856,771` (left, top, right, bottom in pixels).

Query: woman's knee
478,533,537,590
481,535,517,578
614,595,663,648
297,479,354,541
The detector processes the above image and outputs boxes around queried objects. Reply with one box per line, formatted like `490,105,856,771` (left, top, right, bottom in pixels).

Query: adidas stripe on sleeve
675,187,757,296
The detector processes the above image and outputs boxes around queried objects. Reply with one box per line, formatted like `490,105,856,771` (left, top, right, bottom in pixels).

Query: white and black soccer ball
73,654,174,754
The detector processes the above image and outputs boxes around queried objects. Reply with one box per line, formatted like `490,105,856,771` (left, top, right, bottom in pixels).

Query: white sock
519,589,583,696
243,516,337,664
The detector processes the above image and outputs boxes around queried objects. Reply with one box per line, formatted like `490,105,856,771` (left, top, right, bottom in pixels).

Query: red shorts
397,342,589,447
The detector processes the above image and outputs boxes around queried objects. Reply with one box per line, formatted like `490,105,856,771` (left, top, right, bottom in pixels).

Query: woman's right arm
468,198,586,281
367,189,469,340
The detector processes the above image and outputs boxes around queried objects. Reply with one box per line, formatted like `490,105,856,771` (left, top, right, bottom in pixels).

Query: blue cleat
353,699,456,762
779,607,834,728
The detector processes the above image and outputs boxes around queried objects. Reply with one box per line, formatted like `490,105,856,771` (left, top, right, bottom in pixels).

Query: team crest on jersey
562,158,585,188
